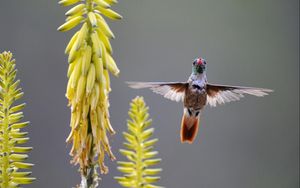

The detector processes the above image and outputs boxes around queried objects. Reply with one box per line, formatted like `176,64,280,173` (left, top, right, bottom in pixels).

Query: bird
127,57,273,144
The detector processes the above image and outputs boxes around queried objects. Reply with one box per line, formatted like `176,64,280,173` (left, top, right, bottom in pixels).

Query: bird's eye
203,60,206,65
193,60,197,65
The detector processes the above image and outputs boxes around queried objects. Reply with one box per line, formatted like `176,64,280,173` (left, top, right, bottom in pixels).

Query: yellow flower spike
59,0,122,186
65,4,86,16
81,46,92,75
88,12,98,28
96,7,122,20
58,15,84,32
86,63,96,94
59,0,80,6
0,51,35,187
115,97,163,188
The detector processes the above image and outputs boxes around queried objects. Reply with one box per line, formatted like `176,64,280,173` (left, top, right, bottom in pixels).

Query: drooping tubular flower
58,0,122,186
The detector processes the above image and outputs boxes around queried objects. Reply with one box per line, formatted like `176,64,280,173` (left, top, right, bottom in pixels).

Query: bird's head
192,57,206,74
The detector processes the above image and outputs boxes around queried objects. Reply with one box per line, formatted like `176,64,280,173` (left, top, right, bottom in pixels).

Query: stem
80,119,98,187
86,0,93,12
80,164,99,188
86,0,94,44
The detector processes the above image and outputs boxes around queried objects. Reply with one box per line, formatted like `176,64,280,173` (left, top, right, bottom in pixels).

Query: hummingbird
127,57,273,144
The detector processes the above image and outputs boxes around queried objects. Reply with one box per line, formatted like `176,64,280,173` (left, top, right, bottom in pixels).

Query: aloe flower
0,51,35,187
58,0,122,186
115,97,163,188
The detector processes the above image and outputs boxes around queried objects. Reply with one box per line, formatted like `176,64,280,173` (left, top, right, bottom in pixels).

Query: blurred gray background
0,0,299,187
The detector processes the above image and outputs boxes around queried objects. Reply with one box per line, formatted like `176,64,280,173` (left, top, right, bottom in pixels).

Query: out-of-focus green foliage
58,0,122,187
115,97,163,188
0,51,35,187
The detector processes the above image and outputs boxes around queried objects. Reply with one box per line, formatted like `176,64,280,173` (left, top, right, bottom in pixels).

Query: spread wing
206,83,273,107
127,81,188,102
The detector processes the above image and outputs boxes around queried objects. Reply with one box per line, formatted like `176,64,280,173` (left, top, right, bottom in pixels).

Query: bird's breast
184,87,207,110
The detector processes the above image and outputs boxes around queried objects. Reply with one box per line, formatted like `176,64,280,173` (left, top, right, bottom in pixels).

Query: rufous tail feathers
180,111,200,144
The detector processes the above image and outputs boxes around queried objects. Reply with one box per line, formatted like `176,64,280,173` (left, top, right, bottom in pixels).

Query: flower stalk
58,0,122,186
0,51,35,187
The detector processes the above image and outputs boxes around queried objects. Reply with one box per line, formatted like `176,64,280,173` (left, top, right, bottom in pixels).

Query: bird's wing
206,83,273,107
127,81,188,102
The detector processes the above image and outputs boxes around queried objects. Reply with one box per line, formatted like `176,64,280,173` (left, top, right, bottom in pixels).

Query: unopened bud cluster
115,97,163,188
0,51,35,187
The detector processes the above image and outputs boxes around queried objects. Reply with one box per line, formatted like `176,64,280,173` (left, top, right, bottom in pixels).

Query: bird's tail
180,110,200,144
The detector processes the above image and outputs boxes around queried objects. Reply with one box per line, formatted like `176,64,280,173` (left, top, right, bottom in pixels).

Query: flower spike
0,51,35,187
115,97,163,188
58,0,122,187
